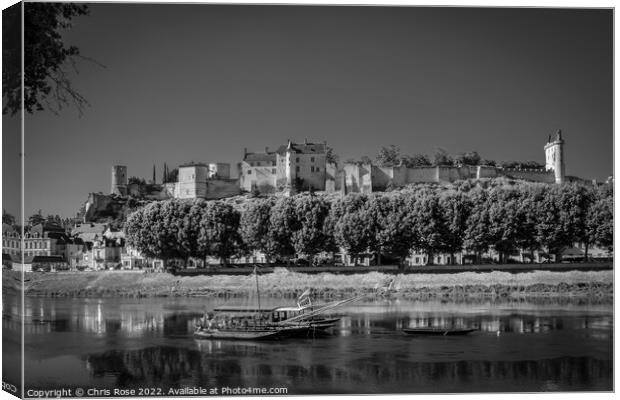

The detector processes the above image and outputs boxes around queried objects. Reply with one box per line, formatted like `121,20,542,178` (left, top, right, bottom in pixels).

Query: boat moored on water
193,267,394,341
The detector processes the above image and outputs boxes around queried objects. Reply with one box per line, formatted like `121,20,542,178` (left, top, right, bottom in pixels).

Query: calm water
3,295,613,395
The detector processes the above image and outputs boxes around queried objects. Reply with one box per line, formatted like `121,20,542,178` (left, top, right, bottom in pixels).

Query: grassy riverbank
2,268,613,301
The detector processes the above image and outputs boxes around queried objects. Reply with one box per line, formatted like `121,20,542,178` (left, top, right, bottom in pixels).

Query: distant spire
152,164,156,184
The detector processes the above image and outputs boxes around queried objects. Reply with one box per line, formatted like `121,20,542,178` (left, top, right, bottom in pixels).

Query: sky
2,2,614,218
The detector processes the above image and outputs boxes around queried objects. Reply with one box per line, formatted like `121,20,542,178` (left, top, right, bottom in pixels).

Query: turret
111,165,128,195
544,130,565,184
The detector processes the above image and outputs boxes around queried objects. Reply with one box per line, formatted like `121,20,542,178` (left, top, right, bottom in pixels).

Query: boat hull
194,328,283,340
193,325,311,341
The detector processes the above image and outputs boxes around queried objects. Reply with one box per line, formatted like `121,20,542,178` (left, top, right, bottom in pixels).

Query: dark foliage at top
3,3,90,115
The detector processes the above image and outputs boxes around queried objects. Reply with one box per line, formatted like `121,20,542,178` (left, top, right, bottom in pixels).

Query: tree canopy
3,3,90,115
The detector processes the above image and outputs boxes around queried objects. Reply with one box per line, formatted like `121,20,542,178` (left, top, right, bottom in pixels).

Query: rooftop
243,152,277,162
179,162,209,168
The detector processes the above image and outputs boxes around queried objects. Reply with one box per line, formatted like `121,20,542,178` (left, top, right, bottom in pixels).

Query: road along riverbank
2,268,612,301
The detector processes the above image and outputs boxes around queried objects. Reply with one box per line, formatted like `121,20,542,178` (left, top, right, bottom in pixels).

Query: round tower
544,130,565,184
111,165,128,195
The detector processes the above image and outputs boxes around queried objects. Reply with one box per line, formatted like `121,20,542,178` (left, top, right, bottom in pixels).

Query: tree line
347,144,544,170
124,180,613,269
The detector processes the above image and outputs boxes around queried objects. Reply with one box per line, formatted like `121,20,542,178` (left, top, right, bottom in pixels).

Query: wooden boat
194,328,282,340
403,327,477,336
194,267,391,341
194,325,308,340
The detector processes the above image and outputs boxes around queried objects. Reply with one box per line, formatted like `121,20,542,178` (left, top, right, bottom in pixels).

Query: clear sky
2,3,613,218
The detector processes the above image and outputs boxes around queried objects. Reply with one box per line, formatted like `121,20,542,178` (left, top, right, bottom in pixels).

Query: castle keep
108,131,567,201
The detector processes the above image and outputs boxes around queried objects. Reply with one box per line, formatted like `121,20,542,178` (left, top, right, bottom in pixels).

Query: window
311,166,315,172
296,157,300,162
247,170,252,175
272,169,276,174
311,157,315,162
272,161,276,166
296,166,300,172
316,167,320,172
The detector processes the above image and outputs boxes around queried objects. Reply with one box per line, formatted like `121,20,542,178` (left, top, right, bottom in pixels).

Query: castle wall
371,166,393,190
437,166,473,182
239,161,278,193
290,152,326,191
208,163,231,179
405,166,439,183
178,165,209,199
325,162,338,193
392,166,408,186
501,169,555,184
275,154,288,190
344,163,372,194
206,179,242,199
476,166,501,179
162,183,178,198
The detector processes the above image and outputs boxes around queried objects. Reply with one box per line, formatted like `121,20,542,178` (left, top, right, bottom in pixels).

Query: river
2,295,613,395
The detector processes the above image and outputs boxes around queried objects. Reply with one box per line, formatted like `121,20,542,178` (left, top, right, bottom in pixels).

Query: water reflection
83,345,612,393
3,294,613,393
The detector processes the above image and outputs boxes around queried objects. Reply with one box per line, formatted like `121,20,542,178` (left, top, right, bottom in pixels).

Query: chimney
304,138,308,145
243,147,247,157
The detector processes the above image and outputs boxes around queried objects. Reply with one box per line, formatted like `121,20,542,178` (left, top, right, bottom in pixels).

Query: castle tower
544,129,565,184
111,165,128,195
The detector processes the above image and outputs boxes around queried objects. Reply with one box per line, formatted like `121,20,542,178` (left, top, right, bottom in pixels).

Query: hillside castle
109,131,568,203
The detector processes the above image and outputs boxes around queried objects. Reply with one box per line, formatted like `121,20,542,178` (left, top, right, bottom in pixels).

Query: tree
409,190,448,265
290,195,332,264
439,191,472,264
486,186,523,263
401,153,432,167
167,168,179,183
331,194,375,265
455,151,481,166
2,209,16,226
199,201,243,266
480,159,496,167
370,194,415,269
533,185,570,261
177,200,206,264
128,176,146,185
326,146,339,165
267,197,298,261
3,3,91,115
556,184,595,260
587,188,613,252
464,188,493,263
28,210,45,226
376,145,401,167
239,198,276,261
515,185,545,262
433,148,453,166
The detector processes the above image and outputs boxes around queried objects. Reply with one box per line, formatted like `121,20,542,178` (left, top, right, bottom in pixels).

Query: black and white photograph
1,0,615,398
